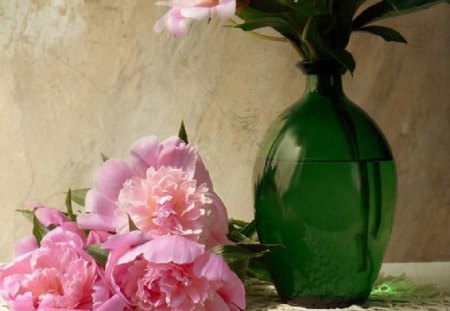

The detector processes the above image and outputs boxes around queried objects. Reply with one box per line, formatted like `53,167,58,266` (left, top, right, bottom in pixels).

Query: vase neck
305,73,344,96
298,60,346,97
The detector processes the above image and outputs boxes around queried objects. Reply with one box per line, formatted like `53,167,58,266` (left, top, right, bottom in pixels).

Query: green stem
302,16,319,59
283,14,307,59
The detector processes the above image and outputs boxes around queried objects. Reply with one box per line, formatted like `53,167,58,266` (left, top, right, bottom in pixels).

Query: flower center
117,166,212,238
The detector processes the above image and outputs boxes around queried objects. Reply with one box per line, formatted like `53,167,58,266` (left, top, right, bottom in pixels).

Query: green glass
253,61,397,308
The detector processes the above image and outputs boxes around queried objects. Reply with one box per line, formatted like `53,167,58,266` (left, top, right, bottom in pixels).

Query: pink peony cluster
0,136,245,311
154,0,236,36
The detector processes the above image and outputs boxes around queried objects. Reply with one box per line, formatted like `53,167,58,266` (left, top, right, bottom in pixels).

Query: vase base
283,296,367,308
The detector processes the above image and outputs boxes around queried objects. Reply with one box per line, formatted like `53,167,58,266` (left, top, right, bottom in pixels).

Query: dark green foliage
234,0,447,71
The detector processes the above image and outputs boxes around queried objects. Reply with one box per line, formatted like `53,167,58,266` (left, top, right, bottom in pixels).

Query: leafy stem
302,15,319,59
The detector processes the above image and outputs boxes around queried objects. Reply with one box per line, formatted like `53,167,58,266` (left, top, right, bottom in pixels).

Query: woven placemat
246,276,450,311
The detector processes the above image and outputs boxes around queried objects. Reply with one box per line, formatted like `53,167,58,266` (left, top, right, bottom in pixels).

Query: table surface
1,263,450,310
246,278,450,311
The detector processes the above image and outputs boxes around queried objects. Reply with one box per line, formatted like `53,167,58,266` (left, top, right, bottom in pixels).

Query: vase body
253,61,397,308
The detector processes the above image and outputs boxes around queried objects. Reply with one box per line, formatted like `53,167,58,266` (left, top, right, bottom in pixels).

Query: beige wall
0,1,448,262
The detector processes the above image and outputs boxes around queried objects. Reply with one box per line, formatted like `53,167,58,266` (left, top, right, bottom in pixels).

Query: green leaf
327,49,356,74
240,219,257,237
328,0,357,51
16,209,34,222
357,25,407,43
211,244,258,262
295,1,330,16
353,0,449,29
236,242,282,254
236,8,302,48
86,244,109,266
178,121,189,144
101,153,110,162
33,215,49,246
70,188,90,207
210,244,257,281
128,214,139,231
228,219,255,243
247,256,273,282
228,218,250,229
65,189,77,221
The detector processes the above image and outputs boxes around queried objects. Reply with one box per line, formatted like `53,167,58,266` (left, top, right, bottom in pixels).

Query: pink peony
102,234,245,311
0,228,107,310
77,136,229,249
154,0,236,36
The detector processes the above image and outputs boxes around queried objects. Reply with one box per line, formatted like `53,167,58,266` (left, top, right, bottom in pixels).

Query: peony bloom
0,228,107,310
154,0,236,36
78,136,229,249
103,234,245,311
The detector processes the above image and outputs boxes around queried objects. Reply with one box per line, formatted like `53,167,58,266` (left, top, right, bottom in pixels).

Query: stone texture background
0,0,448,263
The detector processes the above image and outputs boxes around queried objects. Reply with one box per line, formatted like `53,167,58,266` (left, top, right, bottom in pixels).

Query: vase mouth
297,60,347,75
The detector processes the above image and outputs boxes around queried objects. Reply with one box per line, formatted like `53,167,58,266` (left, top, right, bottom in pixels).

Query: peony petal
172,0,206,6
94,159,133,201
180,7,210,19
154,8,193,36
86,231,111,247
102,231,150,252
215,0,236,20
0,253,32,281
41,228,84,250
7,292,35,311
34,205,68,227
14,236,38,257
77,213,118,232
208,192,229,234
129,136,160,175
85,189,118,217
158,137,197,179
193,154,214,190
142,235,204,264
193,253,229,281
95,294,128,311
194,253,246,309
204,291,229,311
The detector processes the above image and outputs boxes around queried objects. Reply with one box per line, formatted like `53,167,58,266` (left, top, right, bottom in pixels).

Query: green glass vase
253,60,397,308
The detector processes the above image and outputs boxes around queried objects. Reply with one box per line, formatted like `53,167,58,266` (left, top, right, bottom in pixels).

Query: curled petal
193,253,246,310
129,136,160,175
33,205,68,227
77,213,118,232
94,159,133,201
141,235,205,264
14,236,38,257
154,8,191,36
41,227,84,250
180,7,211,19
85,190,118,216
215,0,236,20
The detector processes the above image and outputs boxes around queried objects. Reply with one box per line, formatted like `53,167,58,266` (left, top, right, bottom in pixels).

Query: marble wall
0,0,448,263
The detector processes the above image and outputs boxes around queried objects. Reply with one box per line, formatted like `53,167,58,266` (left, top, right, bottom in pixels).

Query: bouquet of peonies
0,125,272,310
